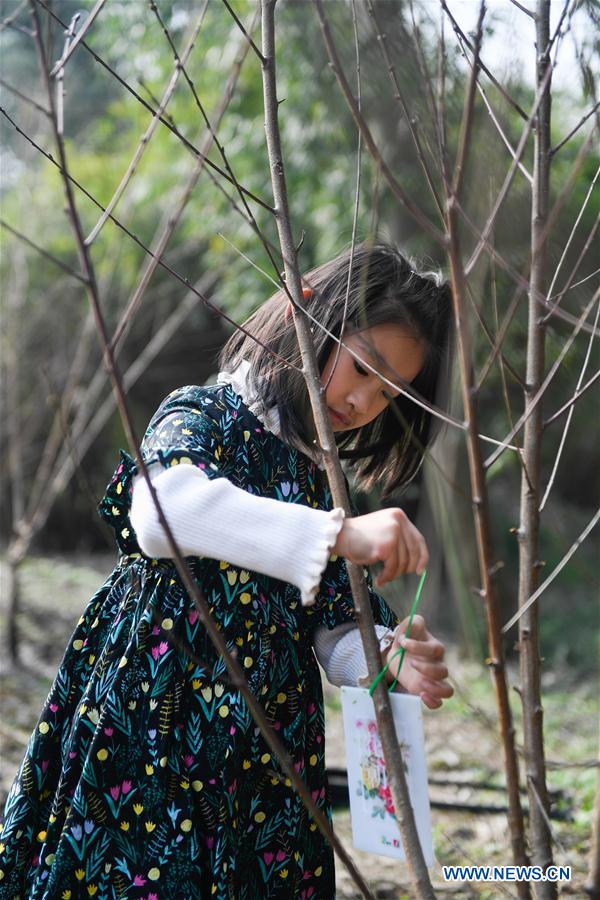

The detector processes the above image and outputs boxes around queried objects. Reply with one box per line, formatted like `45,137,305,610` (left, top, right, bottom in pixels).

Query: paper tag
340,686,434,864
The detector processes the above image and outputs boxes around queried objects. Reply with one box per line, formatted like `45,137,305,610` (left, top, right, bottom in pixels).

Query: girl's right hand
334,509,428,587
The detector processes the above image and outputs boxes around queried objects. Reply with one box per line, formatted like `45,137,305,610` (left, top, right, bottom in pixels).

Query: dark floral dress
0,383,397,899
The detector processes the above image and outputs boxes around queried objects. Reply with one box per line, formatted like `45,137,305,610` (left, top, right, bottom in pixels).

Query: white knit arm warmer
312,623,396,688
130,463,345,607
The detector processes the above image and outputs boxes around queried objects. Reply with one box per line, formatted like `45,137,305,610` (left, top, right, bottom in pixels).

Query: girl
0,242,453,899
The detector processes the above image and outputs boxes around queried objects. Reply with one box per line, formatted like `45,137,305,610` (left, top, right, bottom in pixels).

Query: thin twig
551,101,599,156
543,163,599,318
0,218,86,282
476,286,523,390
314,0,446,248
466,282,525,389
527,775,567,855
35,0,275,214
451,0,485,200
475,78,533,184
366,0,444,221
484,288,600,469
539,298,600,510
464,60,555,276
0,77,50,116
219,0,264,62
86,1,210,245
0,0,28,31
455,198,600,337
49,0,107,78
323,0,362,391
148,0,285,289
440,0,528,120
503,507,600,633
508,0,536,17
544,213,599,323
543,368,600,428
547,0,571,55
109,6,259,353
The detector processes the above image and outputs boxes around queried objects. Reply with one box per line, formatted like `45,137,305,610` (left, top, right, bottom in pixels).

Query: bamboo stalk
516,1,556,893
261,2,435,895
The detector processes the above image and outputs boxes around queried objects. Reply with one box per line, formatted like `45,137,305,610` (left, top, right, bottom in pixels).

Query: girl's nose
348,384,375,417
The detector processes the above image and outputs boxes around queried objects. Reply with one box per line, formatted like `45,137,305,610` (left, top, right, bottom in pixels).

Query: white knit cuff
313,623,394,687
297,506,345,606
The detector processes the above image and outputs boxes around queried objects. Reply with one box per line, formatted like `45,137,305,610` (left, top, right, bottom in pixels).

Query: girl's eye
353,361,368,377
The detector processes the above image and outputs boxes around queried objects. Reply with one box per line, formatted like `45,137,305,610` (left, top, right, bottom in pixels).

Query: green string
368,569,427,697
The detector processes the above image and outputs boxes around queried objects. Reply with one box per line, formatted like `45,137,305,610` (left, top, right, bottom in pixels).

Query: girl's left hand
384,614,453,709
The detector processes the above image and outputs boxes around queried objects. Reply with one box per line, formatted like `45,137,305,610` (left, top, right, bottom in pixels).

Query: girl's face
320,324,426,431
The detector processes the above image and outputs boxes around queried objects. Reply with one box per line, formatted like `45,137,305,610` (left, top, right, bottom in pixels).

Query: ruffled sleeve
98,386,228,556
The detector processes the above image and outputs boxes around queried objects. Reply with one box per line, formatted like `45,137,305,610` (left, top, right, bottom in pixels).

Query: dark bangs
218,242,452,496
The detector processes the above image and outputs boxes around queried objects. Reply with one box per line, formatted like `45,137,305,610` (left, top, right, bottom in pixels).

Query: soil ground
0,554,597,898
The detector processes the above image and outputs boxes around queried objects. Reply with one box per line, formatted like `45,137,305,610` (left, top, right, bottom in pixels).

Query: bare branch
543,368,600,428
451,0,485,200
543,162,599,319
539,298,600,510
474,76,533,184
508,0,536,17
219,0,264,62
444,183,530,888
324,0,363,392
49,0,107,78
485,288,600,469
466,282,525,388
110,7,260,352
86,1,210,245
547,0,571,54
455,198,600,336
149,0,285,287
517,3,558,879
36,0,275,214
551,101,599,156
408,0,445,162
464,60,554,276
366,0,445,220
0,218,86,282
0,0,28,32
440,0,528,120
476,285,522,389
527,775,567,855
314,0,447,247
0,77,50,116
503,507,600,633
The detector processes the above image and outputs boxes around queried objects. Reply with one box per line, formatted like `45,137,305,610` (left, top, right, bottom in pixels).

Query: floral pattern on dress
0,383,398,899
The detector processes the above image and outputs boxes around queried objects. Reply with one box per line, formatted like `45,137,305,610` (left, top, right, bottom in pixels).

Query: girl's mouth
329,408,350,427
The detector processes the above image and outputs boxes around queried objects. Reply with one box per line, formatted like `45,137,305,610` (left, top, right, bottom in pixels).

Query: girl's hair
219,241,452,496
